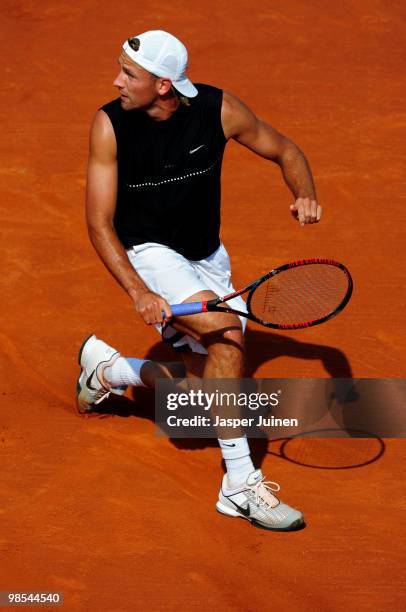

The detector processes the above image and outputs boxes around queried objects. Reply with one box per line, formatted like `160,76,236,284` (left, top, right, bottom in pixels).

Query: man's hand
133,290,173,325
290,197,322,226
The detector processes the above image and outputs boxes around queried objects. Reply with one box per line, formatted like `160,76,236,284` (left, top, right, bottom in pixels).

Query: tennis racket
169,258,353,330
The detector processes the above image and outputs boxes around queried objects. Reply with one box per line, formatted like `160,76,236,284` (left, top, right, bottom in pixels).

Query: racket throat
206,297,237,314
205,299,224,312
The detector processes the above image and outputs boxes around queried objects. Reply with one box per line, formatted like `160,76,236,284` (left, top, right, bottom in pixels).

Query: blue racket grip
170,302,204,316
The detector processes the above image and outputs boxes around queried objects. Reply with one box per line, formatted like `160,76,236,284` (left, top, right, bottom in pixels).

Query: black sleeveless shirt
101,84,227,260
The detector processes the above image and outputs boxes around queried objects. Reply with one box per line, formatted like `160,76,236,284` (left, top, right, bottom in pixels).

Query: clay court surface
1,1,406,610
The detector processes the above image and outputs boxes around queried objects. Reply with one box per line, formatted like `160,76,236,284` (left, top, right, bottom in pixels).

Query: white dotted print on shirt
126,161,217,189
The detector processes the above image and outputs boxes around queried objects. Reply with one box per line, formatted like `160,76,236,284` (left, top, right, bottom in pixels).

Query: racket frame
172,258,353,330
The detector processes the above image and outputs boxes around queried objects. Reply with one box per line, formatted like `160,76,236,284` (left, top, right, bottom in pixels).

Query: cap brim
172,76,198,98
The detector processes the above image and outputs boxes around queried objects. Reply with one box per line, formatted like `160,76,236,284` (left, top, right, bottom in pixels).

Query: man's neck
145,95,181,122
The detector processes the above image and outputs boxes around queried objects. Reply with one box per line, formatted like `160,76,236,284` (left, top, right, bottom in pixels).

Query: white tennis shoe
216,469,304,531
76,334,127,413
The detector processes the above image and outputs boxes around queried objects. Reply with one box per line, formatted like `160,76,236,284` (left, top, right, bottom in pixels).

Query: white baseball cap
122,30,198,98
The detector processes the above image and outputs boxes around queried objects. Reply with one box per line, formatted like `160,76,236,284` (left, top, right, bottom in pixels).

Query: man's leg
104,356,185,388
77,300,255,489
76,333,186,413
168,291,304,530
163,289,257,488
84,286,255,488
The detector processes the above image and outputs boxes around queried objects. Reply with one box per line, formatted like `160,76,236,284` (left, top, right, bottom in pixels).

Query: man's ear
156,78,173,96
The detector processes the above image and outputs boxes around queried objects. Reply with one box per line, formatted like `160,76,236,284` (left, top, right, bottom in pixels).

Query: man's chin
119,96,133,109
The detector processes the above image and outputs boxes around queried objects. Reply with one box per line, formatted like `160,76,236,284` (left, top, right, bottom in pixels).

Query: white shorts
127,242,247,354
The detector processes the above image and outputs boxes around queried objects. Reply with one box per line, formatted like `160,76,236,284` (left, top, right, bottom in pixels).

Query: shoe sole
216,501,304,531
77,335,101,414
76,335,96,414
76,368,101,414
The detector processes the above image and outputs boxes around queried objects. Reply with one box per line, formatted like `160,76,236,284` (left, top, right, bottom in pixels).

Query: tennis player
77,30,322,530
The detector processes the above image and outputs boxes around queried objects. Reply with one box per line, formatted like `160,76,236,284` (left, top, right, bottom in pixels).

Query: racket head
245,259,353,330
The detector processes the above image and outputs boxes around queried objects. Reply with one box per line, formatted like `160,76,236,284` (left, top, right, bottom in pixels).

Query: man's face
113,52,159,110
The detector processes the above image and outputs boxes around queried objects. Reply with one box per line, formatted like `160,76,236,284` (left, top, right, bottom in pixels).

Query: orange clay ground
1,1,405,610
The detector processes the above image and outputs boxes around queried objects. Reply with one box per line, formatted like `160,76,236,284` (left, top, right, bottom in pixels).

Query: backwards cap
122,30,198,98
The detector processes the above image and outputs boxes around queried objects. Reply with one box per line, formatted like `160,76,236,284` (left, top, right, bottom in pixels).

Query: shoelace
94,387,109,401
249,477,281,509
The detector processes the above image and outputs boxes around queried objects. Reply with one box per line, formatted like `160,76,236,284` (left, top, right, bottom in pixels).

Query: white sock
103,357,148,388
218,436,255,489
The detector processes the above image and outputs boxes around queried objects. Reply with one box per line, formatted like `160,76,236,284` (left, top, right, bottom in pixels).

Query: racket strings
250,264,350,326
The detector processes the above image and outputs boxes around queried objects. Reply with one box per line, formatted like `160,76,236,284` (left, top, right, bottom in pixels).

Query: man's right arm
86,110,172,324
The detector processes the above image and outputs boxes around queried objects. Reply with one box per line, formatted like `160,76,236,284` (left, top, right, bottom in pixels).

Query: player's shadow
95,328,369,470
246,328,353,378
145,327,354,378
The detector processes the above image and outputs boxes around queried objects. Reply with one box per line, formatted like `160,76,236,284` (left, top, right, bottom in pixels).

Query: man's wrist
127,286,149,302
294,193,317,201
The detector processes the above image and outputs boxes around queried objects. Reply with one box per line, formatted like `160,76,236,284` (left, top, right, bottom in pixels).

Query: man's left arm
221,91,322,226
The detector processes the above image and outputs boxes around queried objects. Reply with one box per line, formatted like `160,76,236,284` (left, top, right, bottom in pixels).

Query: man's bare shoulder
89,110,116,161
91,109,115,137
221,90,245,110
221,91,246,122
221,91,258,140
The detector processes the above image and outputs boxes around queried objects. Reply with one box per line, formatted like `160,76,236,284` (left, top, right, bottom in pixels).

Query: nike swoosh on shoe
229,499,250,517
86,371,100,391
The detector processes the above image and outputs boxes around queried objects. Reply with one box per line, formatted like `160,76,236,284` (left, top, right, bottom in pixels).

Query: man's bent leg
169,290,257,488
77,333,186,413
104,358,185,388
170,289,245,378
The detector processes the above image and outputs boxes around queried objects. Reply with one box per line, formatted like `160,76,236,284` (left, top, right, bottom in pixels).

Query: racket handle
170,302,205,316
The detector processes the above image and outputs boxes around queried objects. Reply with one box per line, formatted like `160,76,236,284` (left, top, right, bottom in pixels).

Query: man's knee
204,327,245,376
199,314,244,350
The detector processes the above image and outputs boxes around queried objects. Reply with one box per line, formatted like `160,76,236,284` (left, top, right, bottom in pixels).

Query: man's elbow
277,140,305,166
86,216,114,242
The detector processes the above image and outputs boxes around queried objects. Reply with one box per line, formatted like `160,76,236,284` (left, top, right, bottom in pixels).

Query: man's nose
113,71,124,88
